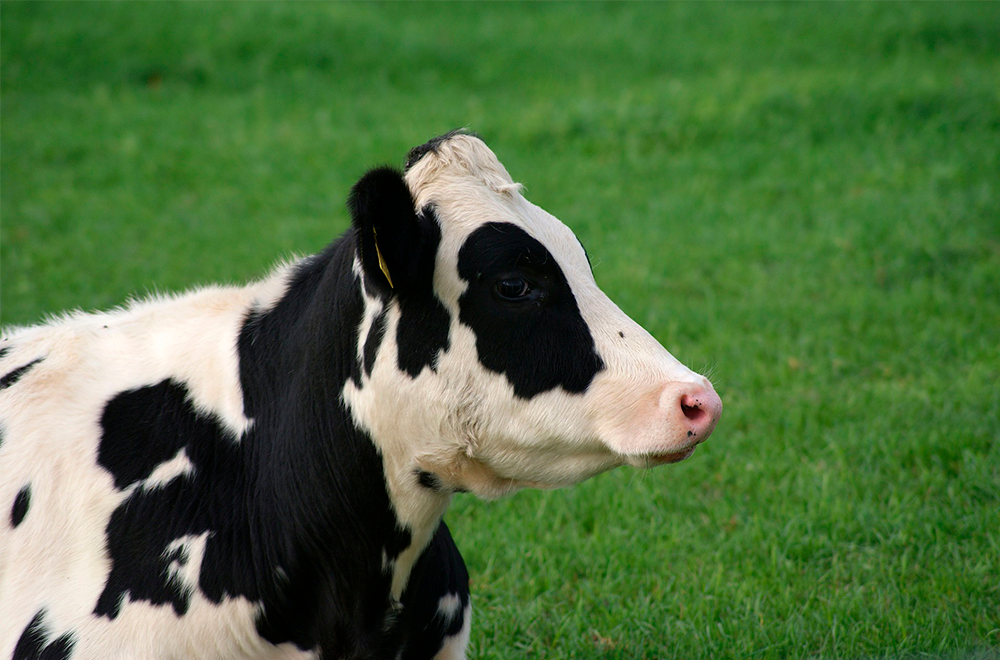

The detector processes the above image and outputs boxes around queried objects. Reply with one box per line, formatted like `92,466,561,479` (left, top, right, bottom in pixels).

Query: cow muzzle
590,378,722,466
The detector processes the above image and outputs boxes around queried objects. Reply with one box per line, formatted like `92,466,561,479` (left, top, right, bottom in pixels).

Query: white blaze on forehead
405,135,588,312
406,133,523,205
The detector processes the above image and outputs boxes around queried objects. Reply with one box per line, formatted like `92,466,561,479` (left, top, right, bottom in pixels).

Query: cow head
343,131,721,499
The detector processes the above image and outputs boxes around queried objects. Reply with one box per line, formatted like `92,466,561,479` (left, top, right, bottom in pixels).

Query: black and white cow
0,131,722,660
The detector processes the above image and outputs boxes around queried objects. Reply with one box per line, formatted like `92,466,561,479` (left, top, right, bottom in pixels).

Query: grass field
2,3,999,658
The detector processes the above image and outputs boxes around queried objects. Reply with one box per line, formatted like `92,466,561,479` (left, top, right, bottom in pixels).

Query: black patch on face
404,129,481,171
394,206,450,377
399,522,470,660
13,609,76,660
11,484,30,528
363,307,389,377
457,222,604,399
1,357,43,390
0,346,10,360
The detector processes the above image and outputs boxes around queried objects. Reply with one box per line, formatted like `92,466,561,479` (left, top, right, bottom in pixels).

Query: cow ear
348,166,438,298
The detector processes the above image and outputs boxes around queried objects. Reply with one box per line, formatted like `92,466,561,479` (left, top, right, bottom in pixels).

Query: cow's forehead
403,134,590,278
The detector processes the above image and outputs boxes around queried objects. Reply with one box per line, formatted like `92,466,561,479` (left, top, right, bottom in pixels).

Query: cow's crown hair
405,131,524,200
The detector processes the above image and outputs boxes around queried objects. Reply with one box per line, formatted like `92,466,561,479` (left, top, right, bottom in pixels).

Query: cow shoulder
399,522,471,660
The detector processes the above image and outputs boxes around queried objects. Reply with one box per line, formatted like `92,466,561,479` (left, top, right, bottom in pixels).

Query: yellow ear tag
372,228,394,289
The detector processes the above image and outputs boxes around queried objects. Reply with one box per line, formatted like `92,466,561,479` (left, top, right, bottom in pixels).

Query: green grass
3,2,999,658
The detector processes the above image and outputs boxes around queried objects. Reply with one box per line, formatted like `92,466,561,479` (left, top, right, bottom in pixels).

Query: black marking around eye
456,222,604,399
1,357,44,390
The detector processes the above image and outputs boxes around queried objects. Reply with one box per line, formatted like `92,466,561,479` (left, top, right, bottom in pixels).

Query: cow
0,130,722,660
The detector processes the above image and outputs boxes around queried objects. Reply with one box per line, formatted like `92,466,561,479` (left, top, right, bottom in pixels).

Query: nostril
681,401,705,422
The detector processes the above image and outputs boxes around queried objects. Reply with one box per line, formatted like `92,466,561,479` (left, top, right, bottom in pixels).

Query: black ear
348,166,440,298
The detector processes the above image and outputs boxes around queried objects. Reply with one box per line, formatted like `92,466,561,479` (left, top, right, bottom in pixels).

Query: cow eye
494,276,533,301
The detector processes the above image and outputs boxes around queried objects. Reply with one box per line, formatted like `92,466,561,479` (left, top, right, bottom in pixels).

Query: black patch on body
415,470,442,491
95,379,243,619
92,238,421,659
13,609,76,660
457,222,604,399
1,357,43,390
399,522,470,660
0,346,10,360
236,238,417,657
11,484,30,527
97,381,198,490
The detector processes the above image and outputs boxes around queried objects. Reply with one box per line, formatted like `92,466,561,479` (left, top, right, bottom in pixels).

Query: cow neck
236,237,419,655
350,270,455,602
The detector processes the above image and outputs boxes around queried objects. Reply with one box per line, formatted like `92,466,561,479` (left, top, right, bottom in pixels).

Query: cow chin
423,441,626,499
625,446,698,468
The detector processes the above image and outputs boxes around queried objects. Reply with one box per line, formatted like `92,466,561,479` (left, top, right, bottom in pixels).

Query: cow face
344,132,721,499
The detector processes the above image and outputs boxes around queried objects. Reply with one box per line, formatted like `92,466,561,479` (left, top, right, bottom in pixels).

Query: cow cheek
586,376,686,456
456,396,620,489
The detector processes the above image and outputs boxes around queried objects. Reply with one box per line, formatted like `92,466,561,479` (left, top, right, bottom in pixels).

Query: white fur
433,604,472,660
143,449,196,490
0,269,303,660
435,593,462,621
164,532,211,601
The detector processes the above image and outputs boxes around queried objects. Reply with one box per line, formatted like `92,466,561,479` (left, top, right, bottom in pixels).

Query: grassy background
2,2,998,658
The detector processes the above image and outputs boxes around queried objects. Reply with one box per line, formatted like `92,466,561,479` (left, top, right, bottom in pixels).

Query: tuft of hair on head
405,129,524,197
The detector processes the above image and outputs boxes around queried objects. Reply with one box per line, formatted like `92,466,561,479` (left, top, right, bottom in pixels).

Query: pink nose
678,385,722,443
